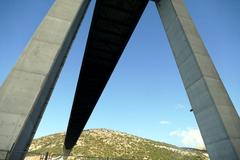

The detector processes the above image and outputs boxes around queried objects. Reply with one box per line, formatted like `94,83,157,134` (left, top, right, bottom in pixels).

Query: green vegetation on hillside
28,129,208,160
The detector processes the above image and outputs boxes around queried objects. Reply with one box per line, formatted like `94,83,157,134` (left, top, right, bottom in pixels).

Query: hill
28,129,209,160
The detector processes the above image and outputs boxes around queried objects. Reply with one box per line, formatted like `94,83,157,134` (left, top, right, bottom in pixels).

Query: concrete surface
156,0,240,159
0,0,90,159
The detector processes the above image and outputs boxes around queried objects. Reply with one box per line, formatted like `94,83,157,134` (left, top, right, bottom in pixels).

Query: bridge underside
64,0,149,149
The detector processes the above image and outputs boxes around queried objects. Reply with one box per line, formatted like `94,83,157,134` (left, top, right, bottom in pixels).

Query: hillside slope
28,129,209,160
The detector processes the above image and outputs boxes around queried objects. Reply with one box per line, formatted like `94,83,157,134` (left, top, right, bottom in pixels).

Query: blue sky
0,0,239,149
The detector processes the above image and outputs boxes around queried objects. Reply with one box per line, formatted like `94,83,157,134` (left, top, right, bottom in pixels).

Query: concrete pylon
0,0,90,159
63,147,71,160
156,0,240,159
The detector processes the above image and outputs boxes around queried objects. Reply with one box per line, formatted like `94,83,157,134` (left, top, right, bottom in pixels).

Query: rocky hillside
28,129,209,160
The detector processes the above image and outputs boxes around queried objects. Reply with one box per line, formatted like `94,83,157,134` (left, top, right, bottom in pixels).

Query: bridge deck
64,0,149,149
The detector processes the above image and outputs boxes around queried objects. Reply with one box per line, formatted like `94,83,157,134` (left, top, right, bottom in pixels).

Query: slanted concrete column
156,0,240,159
0,0,90,159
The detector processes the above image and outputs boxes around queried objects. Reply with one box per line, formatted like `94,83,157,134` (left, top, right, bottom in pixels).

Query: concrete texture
156,0,240,159
0,0,90,159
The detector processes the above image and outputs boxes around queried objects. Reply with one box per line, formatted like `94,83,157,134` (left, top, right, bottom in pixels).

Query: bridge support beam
0,0,90,159
63,147,71,160
156,0,240,159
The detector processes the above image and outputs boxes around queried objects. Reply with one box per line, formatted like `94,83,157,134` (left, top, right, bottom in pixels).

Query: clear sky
0,0,239,149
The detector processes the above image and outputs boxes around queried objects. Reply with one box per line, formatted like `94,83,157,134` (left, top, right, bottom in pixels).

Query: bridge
0,0,239,160
64,0,148,151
